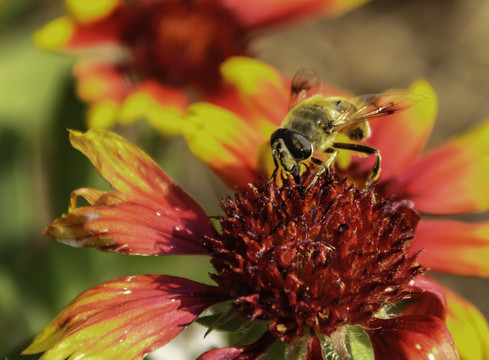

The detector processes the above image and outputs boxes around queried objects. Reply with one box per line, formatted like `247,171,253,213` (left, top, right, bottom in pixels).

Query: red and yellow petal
221,0,370,29
73,60,132,128
44,188,212,255
413,220,489,277
183,58,290,188
398,118,489,214
74,60,130,104
33,14,121,51
22,275,226,360
216,57,289,129
119,80,189,135
442,284,489,360
65,0,121,24
365,79,437,180
367,315,459,360
44,130,215,255
183,102,267,188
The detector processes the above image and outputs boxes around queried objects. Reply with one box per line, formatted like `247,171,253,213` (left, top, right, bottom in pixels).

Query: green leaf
345,325,375,360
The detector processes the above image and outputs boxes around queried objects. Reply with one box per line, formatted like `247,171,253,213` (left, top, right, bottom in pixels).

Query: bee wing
332,92,426,128
289,68,323,109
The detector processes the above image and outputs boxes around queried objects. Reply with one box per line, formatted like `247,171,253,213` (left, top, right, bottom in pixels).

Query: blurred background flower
2,0,489,359
33,0,368,132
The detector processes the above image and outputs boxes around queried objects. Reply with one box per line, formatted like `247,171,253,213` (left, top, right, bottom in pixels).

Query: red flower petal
403,276,447,320
197,331,275,360
398,120,489,214
367,315,459,360
365,80,437,180
221,0,369,28
306,334,324,360
413,220,489,277
73,60,130,104
22,275,227,359
44,130,215,255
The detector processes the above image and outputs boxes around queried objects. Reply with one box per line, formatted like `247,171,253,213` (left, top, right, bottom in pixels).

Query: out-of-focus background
1,0,489,357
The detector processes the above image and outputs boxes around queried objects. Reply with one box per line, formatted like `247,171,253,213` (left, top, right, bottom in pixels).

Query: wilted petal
365,80,437,180
443,283,489,360
221,0,369,28
45,130,215,255
197,331,275,360
398,119,489,214
367,315,459,360
45,188,212,255
414,220,489,277
22,275,227,360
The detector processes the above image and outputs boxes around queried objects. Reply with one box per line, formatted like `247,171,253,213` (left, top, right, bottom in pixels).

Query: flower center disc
120,0,248,92
208,172,422,342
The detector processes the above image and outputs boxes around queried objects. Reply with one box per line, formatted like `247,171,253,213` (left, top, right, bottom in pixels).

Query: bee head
270,128,312,181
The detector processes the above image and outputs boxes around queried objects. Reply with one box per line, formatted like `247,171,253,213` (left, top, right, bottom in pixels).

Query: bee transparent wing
289,68,323,109
333,92,426,128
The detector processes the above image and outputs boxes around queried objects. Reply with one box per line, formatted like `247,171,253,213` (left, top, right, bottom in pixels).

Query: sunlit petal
398,119,489,214
44,130,215,255
414,220,489,277
367,315,459,360
23,275,226,359
44,187,212,255
366,79,437,179
437,282,489,360
183,102,265,188
183,57,290,187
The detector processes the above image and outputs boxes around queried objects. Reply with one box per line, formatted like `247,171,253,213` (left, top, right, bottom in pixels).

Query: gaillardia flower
179,60,489,359
34,0,368,130
24,130,458,359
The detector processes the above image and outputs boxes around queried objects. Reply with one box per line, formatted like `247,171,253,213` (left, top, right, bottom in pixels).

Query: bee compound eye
286,131,312,160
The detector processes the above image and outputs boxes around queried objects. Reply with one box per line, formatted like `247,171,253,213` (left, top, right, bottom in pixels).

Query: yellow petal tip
33,17,74,50
220,56,281,94
65,0,120,23
86,101,119,129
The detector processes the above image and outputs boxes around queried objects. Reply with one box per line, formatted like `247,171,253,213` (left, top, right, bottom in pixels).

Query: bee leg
271,156,280,180
306,150,337,190
332,142,381,188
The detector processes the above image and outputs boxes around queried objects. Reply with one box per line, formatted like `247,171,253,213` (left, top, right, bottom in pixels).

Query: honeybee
270,68,420,187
